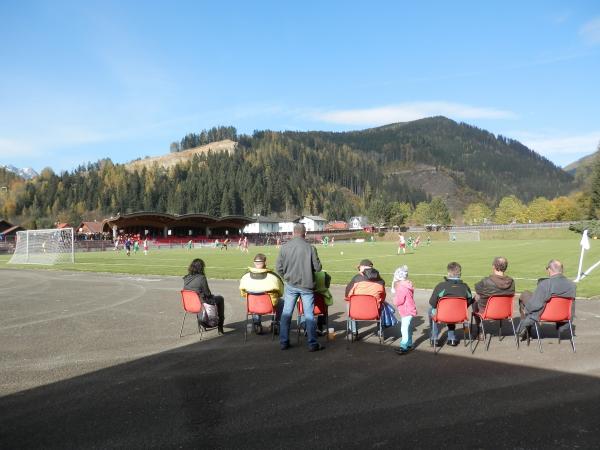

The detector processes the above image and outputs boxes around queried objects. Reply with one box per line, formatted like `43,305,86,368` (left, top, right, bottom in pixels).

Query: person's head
546,259,563,276
492,256,508,273
293,223,306,237
357,258,373,273
188,258,205,276
393,265,409,282
447,261,462,278
253,253,266,269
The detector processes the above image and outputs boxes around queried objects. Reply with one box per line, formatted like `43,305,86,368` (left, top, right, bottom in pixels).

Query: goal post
8,227,75,265
449,230,480,242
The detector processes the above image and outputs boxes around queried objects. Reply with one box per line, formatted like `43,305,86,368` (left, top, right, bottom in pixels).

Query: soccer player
397,233,406,255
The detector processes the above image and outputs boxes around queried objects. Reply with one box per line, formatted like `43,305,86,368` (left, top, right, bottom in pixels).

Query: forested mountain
564,147,600,189
285,116,574,204
0,116,577,227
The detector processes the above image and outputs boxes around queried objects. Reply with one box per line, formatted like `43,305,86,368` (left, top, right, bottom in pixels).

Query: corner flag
580,229,591,250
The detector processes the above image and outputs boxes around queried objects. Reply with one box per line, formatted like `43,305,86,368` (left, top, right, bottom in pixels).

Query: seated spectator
429,261,473,346
312,270,333,336
239,253,284,335
183,258,225,334
345,259,386,338
473,257,515,335
518,259,576,340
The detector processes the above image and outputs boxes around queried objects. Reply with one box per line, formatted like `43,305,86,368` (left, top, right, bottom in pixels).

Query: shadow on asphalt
1,314,599,449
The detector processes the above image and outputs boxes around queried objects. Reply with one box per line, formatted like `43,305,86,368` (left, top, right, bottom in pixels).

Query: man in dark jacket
472,257,515,330
276,223,323,351
429,261,473,346
518,259,576,339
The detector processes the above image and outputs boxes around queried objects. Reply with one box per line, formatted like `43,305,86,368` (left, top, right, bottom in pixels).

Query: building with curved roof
102,212,253,239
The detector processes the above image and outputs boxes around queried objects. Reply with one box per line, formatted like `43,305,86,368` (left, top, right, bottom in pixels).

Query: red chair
431,297,471,354
470,295,517,352
244,293,276,343
532,297,575,353
297,293,328,343
346,294,383,344
180,289,214,340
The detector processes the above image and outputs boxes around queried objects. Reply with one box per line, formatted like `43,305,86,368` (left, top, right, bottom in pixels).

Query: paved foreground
1,269,600,449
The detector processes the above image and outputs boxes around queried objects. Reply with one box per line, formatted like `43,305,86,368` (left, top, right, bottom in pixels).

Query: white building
349,216,369,230
242,217,280,234
300,215,326,232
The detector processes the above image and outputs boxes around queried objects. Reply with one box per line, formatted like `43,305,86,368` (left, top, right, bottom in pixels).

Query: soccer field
1,236,599,298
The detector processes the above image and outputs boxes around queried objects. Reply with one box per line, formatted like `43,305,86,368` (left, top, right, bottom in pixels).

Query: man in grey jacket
276,223,323,351
518,259,576,339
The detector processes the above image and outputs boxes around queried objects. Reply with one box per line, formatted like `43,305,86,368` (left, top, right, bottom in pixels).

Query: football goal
449,230,481,242
8,227,75,265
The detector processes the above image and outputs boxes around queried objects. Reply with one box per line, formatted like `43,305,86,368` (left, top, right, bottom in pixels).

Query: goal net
8,227,75,265
449,230,480,242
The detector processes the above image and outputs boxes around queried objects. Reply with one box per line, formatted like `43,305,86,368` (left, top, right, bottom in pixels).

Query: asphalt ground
1,268,599,449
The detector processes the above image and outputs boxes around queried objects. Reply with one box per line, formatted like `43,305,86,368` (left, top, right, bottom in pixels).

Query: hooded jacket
239,267,284,306
474,274,515,308
393,279,417,317
345,268,386,303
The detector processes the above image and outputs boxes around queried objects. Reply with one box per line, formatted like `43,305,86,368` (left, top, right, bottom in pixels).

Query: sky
1,0,599,172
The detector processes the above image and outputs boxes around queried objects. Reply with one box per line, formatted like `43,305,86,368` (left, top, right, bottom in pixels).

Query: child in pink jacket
392,265,417,354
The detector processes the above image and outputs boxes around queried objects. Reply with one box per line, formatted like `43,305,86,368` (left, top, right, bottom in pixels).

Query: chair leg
297,314,302,344
509,318,519,349
272,313,276,341
179,313,186,338
480,320,490,351
568,320,576,353
535,322,543,353
244,314,248,343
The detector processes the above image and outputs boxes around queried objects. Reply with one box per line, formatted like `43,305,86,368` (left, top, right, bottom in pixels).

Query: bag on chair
381,302,399,328
199,302,219,328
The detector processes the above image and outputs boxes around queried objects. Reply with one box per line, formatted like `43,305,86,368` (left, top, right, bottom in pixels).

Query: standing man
276,223,323,351
518,259,576,339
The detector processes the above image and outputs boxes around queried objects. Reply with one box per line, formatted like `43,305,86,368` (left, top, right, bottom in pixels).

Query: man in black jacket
276,223,323,351
429,261,473,346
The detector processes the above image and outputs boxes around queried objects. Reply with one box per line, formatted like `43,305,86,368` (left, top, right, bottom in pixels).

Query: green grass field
1,232,600,298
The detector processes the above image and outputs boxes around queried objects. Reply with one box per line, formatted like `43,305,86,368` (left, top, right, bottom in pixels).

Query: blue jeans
429,307,456,341
399,316,413,350
280,284,317,348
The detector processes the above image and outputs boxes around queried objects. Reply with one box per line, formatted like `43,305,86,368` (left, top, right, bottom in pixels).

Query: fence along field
1,229,599,298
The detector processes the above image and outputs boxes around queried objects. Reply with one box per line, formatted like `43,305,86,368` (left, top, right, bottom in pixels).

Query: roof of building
303,215,326,222
78,221,104,234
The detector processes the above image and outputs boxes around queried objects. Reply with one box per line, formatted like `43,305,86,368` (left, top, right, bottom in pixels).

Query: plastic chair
180,289,213,340
470,295,518,352
297,293,328,343
244,293,276,343
431,297,471,354
346,294,383,344
532,297,576,353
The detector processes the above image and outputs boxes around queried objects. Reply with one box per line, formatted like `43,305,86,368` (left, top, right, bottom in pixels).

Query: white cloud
510,131,600,165
312,102,517,126
580,17,600,45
